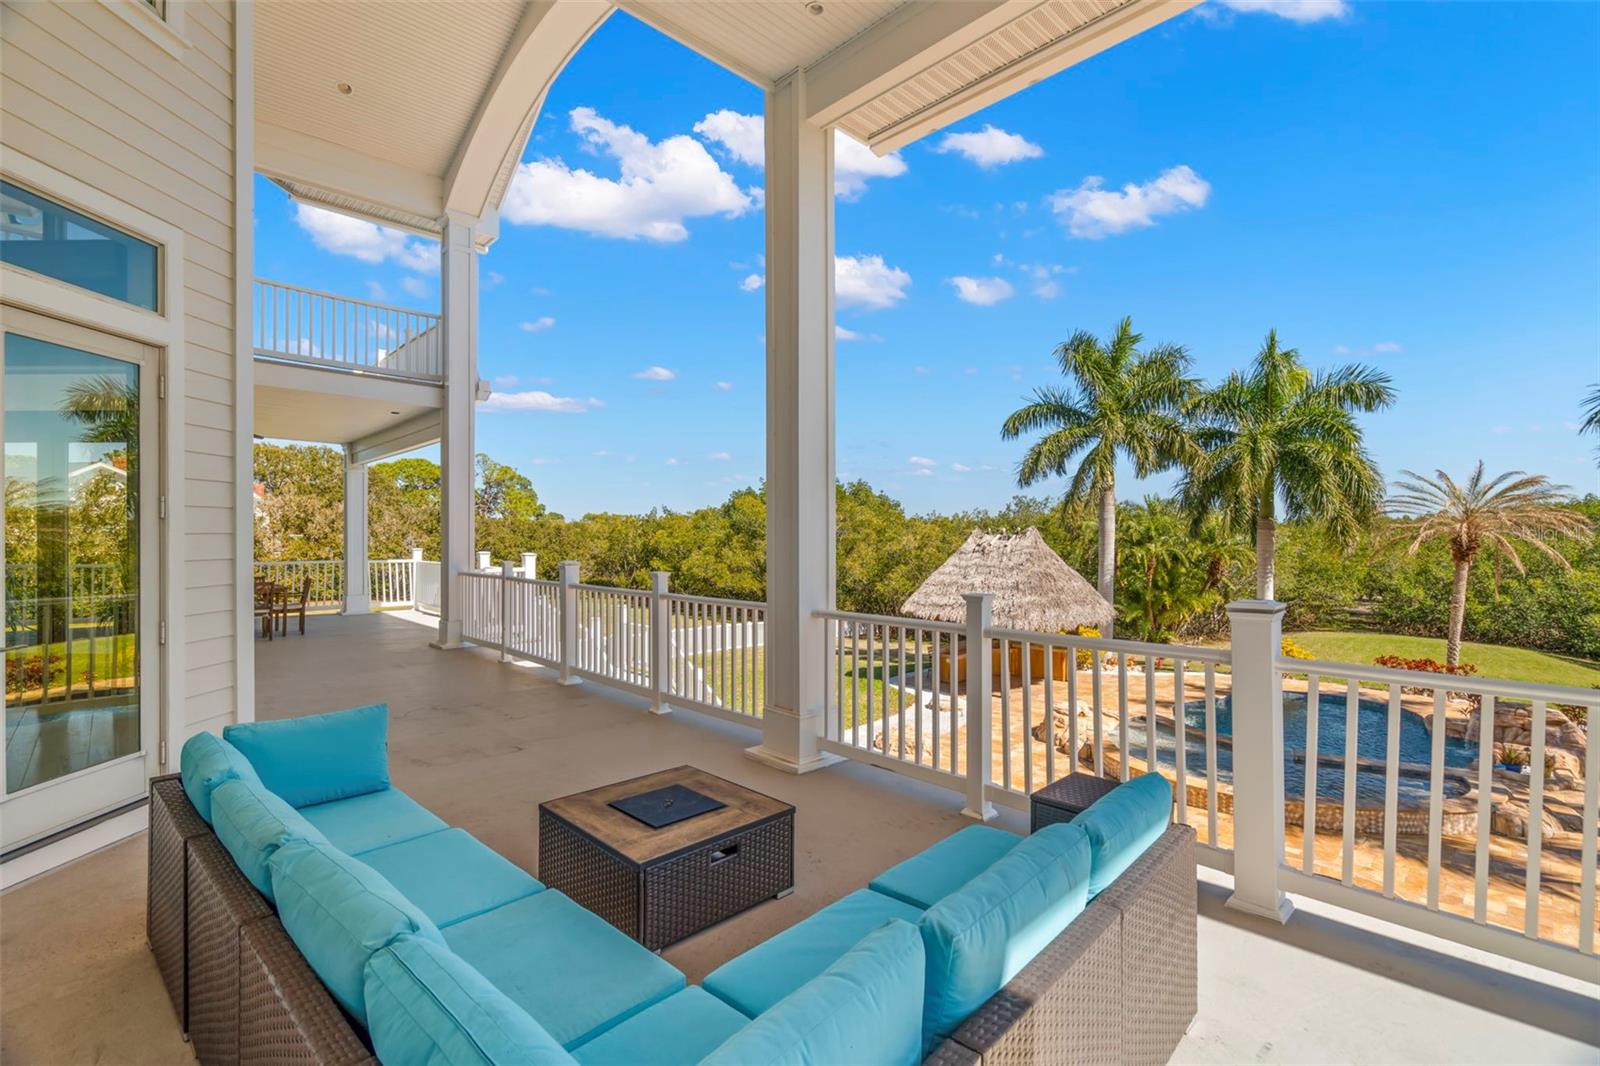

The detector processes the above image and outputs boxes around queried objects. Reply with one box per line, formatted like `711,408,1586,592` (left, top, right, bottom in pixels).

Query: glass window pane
0,181,159,311
5,334,142,793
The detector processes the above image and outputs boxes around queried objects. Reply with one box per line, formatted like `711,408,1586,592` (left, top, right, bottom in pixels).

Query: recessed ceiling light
336,82,353,95
806,2,824,14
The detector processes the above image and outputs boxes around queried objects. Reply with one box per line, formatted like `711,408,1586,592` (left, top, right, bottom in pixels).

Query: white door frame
0,308,163,846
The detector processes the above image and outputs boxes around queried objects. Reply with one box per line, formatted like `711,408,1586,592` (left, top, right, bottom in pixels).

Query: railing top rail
668,592,768,610
1281,656,1600,706
254,277,440,322
573,582,649,595
813,608,964,633
987,626,1232,665
505,575,559,589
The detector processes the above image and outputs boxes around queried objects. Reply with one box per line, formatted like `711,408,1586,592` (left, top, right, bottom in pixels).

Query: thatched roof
901,528,1114,633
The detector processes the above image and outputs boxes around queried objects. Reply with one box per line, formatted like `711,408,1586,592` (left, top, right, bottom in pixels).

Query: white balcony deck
1,611,1595,1065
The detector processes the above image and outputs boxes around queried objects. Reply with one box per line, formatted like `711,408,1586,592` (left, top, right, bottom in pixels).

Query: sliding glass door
1,306,159,851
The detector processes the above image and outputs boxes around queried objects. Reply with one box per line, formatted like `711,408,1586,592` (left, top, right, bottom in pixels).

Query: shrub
1373,654,1479,698
1062,625,1101,669
1280,637,1315,660
1499,745,1530,769
1552,701,1589,727
5,650,63,697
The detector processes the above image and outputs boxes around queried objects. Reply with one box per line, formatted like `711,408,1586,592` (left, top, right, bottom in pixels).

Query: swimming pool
1116,691,1477,805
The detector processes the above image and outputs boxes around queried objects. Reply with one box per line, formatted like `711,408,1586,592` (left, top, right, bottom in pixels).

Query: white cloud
740,273,764,292
484,271,504,287
913,366,930,375
633,365,677,381
400,276,430,299
714,381,734,391
1374,341,1403,353
1215,0,1349,22
911,468,934,477
951,463,972,473
503,107,754,241
693,111,907,199
908,456,937,467
934,125,1044,169
479,390,599,414
949,276,1016,306
593,449,610,457
665,458,681,466
836,254,911,310
707,451,731,461
836,325,862,342
519,317,556,333
364,280,387,301
294,204,439,272
1049,165,1211,239
1016,262,1065,299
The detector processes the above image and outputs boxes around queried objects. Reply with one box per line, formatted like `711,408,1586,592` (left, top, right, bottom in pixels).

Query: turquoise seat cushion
868,825,1021,910
364,934,576,1066
300,788,446,855
209,778,328,899
702,919,925,1066
223,704,390,808
269,839,445,1024
1075,772,1173,897
444,890,684,1049
571,989,749,1066
919,822,1092,1051
702,888,925,1019
359,828,544,928
179,731,261,824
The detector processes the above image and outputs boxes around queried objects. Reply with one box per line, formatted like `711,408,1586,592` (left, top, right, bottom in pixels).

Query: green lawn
6,632,138,699
691,644,915,726
1287,630,1600,690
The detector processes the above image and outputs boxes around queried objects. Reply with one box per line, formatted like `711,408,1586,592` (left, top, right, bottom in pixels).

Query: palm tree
1179,330,1394,599
1387,463,1593,665
1582,384,1600,467
1001,317,1197,631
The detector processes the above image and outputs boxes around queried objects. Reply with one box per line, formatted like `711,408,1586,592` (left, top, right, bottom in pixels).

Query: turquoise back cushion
1075,772,1172,897
179,731,261,824
270,839,444,1024
224,704,390,809
210,778,328,899
364,934,576,1066
918,822,1091,1051
702,919,925,1066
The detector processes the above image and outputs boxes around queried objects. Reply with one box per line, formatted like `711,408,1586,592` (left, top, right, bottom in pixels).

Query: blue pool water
1118,692,1477,805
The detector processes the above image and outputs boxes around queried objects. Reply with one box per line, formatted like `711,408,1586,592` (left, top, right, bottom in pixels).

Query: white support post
498,560,513,662
962,593,997,821
520,552,538,579
649,571,671,715
1225,599,1294,923
433,211,481,650
557,560,581,686
341,452,369,614
477,551,492,571
747,70,839,775
410,548,423,609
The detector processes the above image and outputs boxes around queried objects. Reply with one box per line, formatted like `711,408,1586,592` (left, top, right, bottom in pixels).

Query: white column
557,560,581,686
962,593,996,821
520,552,538,579
649,570,671,715
747,72,838,775
1225,599,1294,923
341,452,370,614
433,211,481,649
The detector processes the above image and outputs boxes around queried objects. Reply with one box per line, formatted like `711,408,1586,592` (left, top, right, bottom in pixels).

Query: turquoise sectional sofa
151,704,1193,1065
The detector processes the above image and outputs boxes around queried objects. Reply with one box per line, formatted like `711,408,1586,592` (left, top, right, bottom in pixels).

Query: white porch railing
254,559,344,609
253,278,442,381
448,565,1597,982
252,557,429,612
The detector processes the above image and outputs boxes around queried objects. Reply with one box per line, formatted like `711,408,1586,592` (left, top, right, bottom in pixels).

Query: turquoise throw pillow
365,934,576,1065
918,822,1091,1051
209,778,328,899
224,704,390,809
179,730,261,824
269,838,444,1023
1074,772,1172,897
702,920,925,1066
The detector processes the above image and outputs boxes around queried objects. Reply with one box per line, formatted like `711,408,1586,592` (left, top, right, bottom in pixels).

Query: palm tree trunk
1098,483,1116,635
1446,559,1471,667
1254,515,1276,599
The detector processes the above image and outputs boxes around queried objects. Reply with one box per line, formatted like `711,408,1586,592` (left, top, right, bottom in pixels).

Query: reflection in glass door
2,312,157,848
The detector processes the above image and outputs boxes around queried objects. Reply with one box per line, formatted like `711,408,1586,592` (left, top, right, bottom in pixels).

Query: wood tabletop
540,765,793,866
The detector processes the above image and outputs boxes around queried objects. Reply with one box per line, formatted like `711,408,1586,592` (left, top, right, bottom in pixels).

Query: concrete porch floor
2,610,1596,1065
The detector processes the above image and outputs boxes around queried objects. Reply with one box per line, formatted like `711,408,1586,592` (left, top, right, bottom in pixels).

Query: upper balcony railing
253,279,442,382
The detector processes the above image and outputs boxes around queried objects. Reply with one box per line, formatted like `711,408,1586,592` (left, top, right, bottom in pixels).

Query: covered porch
3,611,1595,1065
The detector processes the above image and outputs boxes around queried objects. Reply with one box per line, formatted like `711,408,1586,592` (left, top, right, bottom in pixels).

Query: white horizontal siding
1,0,243,738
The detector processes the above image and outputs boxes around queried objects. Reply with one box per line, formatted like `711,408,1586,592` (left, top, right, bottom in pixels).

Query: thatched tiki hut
901,528,1114,684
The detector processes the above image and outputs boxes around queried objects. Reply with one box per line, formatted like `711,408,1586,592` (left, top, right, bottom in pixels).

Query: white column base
648,702,673,716
960,802,998,822
342,595,371,616
743,743,842,775
430,618,465,650
557,676,584,687
1225,891,1295,924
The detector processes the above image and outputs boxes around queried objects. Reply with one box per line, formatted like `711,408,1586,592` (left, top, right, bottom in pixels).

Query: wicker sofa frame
148,774,1196,1066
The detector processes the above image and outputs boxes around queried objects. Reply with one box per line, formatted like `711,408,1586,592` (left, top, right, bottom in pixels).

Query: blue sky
253,0,1600,518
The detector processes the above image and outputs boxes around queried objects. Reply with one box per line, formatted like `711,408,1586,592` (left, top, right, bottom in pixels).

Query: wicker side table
1030,772,1120,832
538,766,794,951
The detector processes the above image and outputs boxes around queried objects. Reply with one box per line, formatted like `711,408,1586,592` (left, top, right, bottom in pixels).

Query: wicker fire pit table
538,765,795,950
